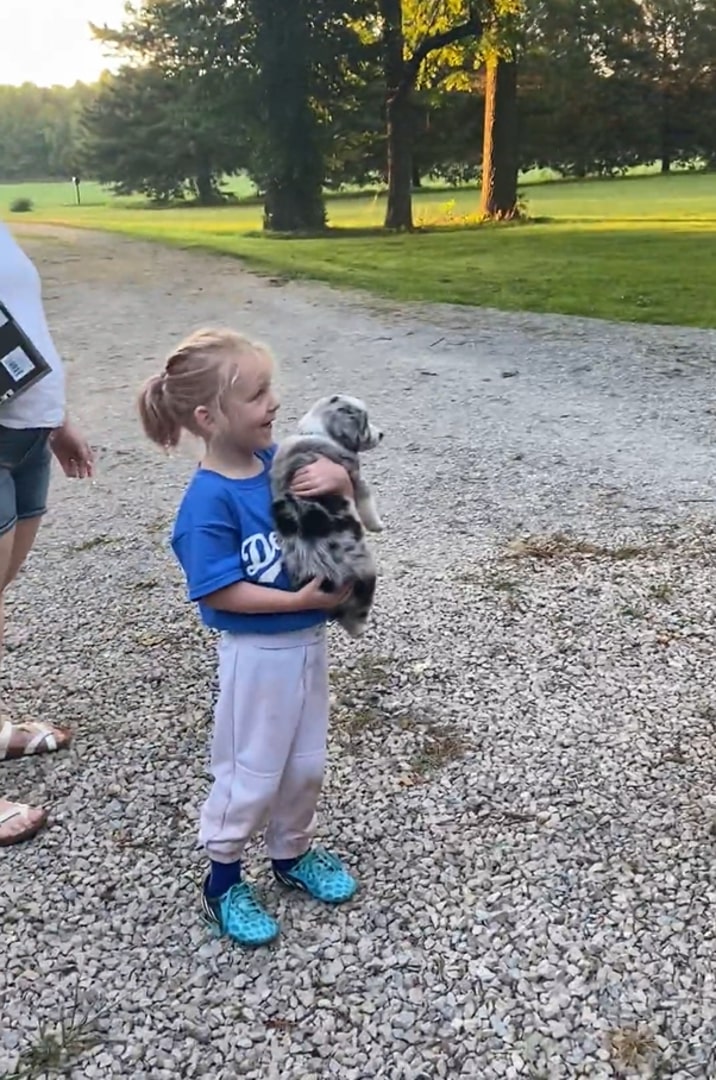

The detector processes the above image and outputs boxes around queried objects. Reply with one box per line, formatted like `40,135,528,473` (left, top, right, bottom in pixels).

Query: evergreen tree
89,0,252,202
81,66,245,203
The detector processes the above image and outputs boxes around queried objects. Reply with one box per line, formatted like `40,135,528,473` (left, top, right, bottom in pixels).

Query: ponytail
137,373,182,448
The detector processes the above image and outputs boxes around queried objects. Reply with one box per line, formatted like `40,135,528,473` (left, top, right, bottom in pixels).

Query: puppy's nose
378,431,384,442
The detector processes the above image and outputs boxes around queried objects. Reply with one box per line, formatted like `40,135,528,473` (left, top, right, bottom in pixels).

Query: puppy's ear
329,395,339,404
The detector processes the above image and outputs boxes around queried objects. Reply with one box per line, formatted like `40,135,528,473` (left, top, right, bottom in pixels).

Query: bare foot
0,798,47,846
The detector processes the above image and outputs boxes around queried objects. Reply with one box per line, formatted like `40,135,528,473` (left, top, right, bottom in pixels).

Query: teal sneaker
273,848,358,904
201,879,279,947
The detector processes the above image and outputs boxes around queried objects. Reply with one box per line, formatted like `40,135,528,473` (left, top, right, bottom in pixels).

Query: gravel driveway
2,226,716,1080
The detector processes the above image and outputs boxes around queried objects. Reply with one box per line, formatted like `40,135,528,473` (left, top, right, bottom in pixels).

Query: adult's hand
50,421,94,479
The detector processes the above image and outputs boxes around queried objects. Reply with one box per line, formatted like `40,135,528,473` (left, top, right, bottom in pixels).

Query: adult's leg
0,429,50,659
0,516,43,658
0,432,69,844
0,523,14,671
0,518,47,845
0,513,70,754
0,524,15,636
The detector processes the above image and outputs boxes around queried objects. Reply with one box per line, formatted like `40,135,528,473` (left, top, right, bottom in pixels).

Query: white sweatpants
199,625,329,864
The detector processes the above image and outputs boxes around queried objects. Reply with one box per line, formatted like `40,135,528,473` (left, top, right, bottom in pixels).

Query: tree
632,0,716,172
480,56,519,217
517,0,656,178
515,0,716,179
377,0,493,230
93,0,372,230
81,66,245,203
250,0,377,229
92,0,253,74
413,89,483,184
323,78,386,189
388,0,527,223
90,0,253,202
0,82,92,181
248,0,326,231
380,0,413,227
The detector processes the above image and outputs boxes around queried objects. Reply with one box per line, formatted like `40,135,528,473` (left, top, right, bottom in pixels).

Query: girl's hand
297,577,352,611
291,458,352,499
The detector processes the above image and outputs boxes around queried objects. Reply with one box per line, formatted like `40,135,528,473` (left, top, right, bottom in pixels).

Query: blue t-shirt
171,448,325,635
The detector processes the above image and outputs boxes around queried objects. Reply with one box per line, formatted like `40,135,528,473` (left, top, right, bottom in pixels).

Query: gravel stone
1,226,716,1079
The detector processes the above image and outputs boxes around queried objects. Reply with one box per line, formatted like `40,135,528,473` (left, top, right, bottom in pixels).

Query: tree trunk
412,162,422,188
381,0,413,230
660,85,671,174
194,163,216,206
252,0,326,233
480,56,520,220
263,177,325,233
660,125,671,173
385,94,414,229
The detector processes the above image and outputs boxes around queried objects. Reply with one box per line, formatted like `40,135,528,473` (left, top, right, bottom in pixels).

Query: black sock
206,859,241,898
272,854,304,874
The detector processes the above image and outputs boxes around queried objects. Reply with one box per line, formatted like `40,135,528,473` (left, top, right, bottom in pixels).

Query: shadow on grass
241,216,553,242
110,183,477,213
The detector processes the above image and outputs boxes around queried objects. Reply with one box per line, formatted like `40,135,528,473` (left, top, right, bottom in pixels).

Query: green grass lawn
2,171,715,327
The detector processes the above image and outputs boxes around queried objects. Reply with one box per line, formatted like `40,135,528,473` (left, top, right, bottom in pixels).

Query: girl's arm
204,581,301,614
204,578,349,614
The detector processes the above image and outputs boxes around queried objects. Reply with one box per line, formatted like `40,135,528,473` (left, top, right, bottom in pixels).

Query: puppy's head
298,395,383,453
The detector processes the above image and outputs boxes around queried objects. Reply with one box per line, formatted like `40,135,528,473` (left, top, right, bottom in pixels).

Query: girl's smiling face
194,348,280,455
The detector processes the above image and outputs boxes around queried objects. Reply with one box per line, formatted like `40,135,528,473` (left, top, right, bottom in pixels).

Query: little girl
139,327,357,947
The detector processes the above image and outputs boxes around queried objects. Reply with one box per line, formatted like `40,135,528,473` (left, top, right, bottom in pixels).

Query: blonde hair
138,327,271,448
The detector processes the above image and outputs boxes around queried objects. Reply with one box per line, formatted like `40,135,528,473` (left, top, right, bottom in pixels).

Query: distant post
72,175,81,207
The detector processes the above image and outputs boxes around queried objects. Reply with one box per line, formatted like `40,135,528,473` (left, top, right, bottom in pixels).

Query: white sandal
0,720,72,761
0,798,47,846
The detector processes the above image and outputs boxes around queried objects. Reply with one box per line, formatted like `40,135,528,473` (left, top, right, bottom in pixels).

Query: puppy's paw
339,617,368,639
362,513,385,533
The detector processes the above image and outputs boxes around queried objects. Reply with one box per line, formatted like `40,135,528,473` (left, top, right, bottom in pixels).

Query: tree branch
398,11,485,98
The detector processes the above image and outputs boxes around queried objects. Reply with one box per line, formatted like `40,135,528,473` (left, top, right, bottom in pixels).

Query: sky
1,0,128,87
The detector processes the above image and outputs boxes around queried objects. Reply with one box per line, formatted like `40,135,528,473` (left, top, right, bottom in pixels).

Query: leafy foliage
0,83,92,181
81,66,248,204
85,0,252,203
3,0,716,226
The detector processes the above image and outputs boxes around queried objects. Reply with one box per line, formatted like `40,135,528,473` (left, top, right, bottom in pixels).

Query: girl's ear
193,404,214,435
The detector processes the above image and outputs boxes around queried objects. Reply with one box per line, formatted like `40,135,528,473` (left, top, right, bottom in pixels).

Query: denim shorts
0,425,52,538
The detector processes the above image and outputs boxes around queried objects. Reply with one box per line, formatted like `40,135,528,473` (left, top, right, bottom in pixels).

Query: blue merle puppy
270,395,384,638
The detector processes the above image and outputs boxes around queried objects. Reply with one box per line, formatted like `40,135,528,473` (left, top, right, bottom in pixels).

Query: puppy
271,395,384,638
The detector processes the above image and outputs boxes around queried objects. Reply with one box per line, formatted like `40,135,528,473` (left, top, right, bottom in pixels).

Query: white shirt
0,222,66,429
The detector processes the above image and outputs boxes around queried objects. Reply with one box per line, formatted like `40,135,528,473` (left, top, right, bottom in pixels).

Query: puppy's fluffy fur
271,395,384,638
